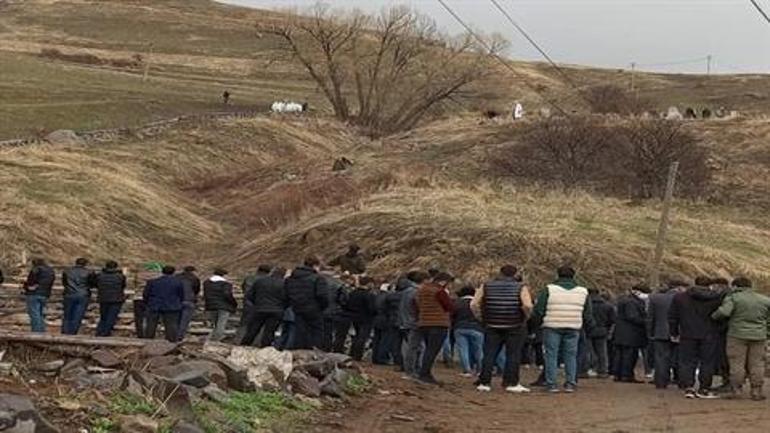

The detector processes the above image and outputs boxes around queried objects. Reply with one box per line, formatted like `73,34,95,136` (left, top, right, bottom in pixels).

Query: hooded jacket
285,266,329,315
203,276,238,313
24,264,55,297
62,265,95,297
614,293,648,348
668,286,722,340
323,276,349,319
96,267,127,304
712,287,770,341
397,279,419,330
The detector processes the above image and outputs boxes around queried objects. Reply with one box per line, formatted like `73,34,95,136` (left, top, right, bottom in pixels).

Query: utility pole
630,62,636,91
707,55,712,75
649,161,679,289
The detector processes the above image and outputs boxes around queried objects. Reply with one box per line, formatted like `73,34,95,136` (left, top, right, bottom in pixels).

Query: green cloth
712,287,770,341
143,261,164,272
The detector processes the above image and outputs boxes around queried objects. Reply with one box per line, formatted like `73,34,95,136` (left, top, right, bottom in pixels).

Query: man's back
714,287,770,341
669,286,721,339
285,266,327,313
251,275,287,313
63,266,93,297
648,290,675,340
145,275,184,312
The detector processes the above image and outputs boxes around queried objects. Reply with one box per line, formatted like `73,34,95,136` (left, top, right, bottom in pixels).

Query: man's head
257,264,272,274
304,255,321,270
31,258,46,267
457,285,476,298
183,265,197,273
105,260,119,270
432,272,454,288
75,257,89,267
213,268,228,277
557,266,576,280
427,266,441,279
406,270,427,285
358,276,374,289
271,266,287,278
667,277,690,292
694,276,713,288
631,284,651,299
500,265,517,278
731,277,752,289
711,277,729,287
161,265,176,275
347,244,361,255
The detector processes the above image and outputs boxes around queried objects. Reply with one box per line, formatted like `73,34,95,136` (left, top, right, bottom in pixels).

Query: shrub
585,84,652,116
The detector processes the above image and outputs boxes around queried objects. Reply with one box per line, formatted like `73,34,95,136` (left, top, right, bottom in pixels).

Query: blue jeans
96,302,124,337
62,295,89,335
26,295,48,333
544,328,580,388
454,328,484,373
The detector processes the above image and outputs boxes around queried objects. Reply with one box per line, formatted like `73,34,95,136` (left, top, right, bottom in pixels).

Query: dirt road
311,365,769,433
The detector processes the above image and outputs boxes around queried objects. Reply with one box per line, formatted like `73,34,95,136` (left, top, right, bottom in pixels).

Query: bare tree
260,4,505,135
585,84,652,116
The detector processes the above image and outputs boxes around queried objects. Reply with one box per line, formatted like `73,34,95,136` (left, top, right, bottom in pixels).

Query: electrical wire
750,0,770,25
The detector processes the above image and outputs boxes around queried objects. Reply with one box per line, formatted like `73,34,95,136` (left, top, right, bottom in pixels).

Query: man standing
203,268,238,342
472,265,533,393
648,279,687,389
61,258,95,335
587,288,615,378
335,276,377,361
533,266,592,393
712,277,770,401
241,267,288,347
143,265,185,342
238,265,271,341
95,261,127,337
285,256,328,349
329,244,367,275
453,285,484,377
177,266,201,341
399,271,426,378
322,273,350,352
414,272,455,385
669,277,723,399
613,285,649,383
23,258,55,333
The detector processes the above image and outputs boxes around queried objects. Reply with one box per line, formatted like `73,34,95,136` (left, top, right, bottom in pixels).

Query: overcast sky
219,0,770,74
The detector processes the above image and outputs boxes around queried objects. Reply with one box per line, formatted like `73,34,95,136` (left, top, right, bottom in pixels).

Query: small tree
585,84,651,116
260,4,505,136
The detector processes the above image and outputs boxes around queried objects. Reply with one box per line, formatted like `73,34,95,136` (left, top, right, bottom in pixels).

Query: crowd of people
8,244,770,401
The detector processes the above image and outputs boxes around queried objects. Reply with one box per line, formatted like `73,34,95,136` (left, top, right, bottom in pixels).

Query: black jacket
588,294,616,338
323,276,349,319
329,253,366,275
62,265,95,297
203,278,238,313
372,290,390,330
613,294,648,348
383,289,403,328
177,271,201,304
242,272,270,309
286,266,328,315
669,286,722,340
248,274,288,314
96,268,127,303
342,288,377,323
647,289,676,340
452,296,483,332
24,265,55,297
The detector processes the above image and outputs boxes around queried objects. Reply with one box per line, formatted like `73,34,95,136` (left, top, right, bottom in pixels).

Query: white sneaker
587,369,598,378
505,384,531,394
476,384,492,392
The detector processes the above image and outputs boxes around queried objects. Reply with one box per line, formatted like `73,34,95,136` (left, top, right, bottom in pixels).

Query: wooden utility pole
649,161,680,289
707,55,712,75
630,62,636,91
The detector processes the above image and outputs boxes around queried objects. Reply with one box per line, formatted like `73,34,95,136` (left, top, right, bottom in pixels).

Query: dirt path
311,365,769,433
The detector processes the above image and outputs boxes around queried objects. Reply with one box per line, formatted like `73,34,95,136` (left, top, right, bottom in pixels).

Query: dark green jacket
712,287,770,341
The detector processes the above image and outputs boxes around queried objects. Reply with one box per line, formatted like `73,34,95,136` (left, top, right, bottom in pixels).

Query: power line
435,0,571,116
749,0,770,25
634,56,710,69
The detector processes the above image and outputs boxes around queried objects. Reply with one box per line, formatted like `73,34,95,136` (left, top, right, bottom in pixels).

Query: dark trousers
145,310,180,342
615,345,640,380
371,328,390,364
589,337,609,375
390,328,406,368
62,295,89,335
334,320,373,361
178,302,196,341
679,337,718,391
133,299,147,338
241,311,283,347
479,327,526,387
652,340,678,388
321,317,338,352
277,321,295,350
96,302,124,337
418,326,448,380
295,312,323,350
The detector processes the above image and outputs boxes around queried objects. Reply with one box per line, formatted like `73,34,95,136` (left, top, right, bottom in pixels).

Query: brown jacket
415,282,453,327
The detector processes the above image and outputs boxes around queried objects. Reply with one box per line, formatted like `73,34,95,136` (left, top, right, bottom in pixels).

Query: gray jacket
647,289,676,340
62,265,94,297
398,283,418,330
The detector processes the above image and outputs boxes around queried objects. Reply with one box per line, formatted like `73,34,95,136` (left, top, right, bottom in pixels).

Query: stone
0,393,59,433
201,342,232,358
145,355,178,370
153,378,195,421
332,157,354,172
33,359,64,373
287,370,321,398
191,353,253,392
91,350,123,368
171,370,210,388
141,341,178,357
118,414,158,433
319,375,344,398
202,384,228,403
665,106,683,120
173,421,206,433
227,346,293,390
60,359,86,379
0,362,13,375
152,361,227,389
45,129,84,146
295,359,334,379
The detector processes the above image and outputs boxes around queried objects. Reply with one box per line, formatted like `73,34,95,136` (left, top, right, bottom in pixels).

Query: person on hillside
398,271,427,378
241,266,288,348
334,276,377,361
329,244,367,275
95,260,127,337
0,269,4,286
203,268,238,342
648,279,687,389
472,265,533,393
133,261,163,338
285,256,329,349
453,285,484,378
177,265,201,341
143,265,185,342
414,272,455,385
668,276,723,399
222,90,230,105
613,284,650,383
586,288,615,378
237,265,271,342
532,266,593,393
23,258,55,333
711,277,770,401
61,258,96,335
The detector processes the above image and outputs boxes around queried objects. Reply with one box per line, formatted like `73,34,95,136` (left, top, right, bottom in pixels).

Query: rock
332,157,354,172
171,370,210,388
33,359,64,373
60,359,86,379
153,361,227,389
319,376,344,398
141,341,178,357
91,350,123,368
0,393,59,433
202,384,228,403
0,362,13,375
201,342,232,358
118,414,158,433
153,378,195,421
191,353,253,392
45,129,83,146
391,414,417,422
323,352,353,368
287,370,321,398
145,355,178,370
173,421,206,433
665,106,683,120
295,359,334,379
227,347,293,390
